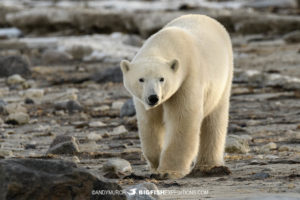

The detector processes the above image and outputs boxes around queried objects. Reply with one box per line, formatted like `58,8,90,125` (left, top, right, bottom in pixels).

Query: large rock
0,56,31,77
0,159,126,200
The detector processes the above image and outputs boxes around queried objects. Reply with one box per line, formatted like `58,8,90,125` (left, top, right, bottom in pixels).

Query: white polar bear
120,14,233,179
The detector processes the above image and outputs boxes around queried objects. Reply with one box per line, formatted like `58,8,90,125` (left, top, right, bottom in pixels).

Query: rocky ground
0,0,300,200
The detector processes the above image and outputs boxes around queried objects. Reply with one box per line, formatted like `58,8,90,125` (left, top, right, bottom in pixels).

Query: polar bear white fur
120,14,233,179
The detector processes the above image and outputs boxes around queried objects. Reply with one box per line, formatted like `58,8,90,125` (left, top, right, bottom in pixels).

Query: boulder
0,159,126,200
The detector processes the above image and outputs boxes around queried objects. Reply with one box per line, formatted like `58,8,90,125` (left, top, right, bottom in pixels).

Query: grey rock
0,159,126,200
47,135,79,155
0,55,31,77
120,99,136,117
6,74,26,85
126,182,159,200
103,158,132,177
54,100,82,112
93,67,123,83
42,49,72,64
251,172,270,180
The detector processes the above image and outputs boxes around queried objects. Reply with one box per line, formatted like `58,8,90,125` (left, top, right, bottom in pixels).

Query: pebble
251,172,270,180
112,101,124,110
24,88,44,99
93,105,110,112
6,74,26,85
103,158,132,176
54,100,82,112
120,98,136,117
6,112,30,125
88,121,106,128
72,156,80,163
278,145,289,152
110,125,128,136
24,98,34,104
225,135,250,154
87,132,102,141
126,182,159,200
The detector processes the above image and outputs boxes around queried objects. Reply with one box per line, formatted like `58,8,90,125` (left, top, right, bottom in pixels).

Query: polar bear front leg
134,100,165,172
157,96,203,179
190,98,231,176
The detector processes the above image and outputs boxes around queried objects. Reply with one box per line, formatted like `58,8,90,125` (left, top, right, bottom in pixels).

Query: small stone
6,112,30,125
126,182,159,200
87,132,102,141
72,156,80,163
112,101,124,110
93,105,110,112
259,142,277,153
89,121,106,128
110,125,128,136
25,143,36,149
103,158,132,177
24,98,34,104
54,100,82,112
278,145,289,152
288,183,295,189
47,135,79,155
24,88,44,99
120,99,136,117
251,172,270,180
47,141,79,155
0,149,13,158
225,135,250,154
6,74,26,85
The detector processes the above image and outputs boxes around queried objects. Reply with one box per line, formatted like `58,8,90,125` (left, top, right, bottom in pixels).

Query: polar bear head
120,58,180,110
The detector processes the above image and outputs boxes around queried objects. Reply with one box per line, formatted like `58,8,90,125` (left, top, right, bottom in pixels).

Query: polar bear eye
159,77,164,82
139,78,144,83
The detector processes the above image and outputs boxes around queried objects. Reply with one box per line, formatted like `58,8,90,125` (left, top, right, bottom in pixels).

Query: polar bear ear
170,59,179,72
120,60,131,73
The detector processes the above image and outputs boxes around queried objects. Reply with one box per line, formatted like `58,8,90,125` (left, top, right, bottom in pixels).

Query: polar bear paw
150,169,187,180
188,165,231,177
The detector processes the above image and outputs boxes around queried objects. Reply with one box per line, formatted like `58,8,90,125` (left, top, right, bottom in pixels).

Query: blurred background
0,0,300,199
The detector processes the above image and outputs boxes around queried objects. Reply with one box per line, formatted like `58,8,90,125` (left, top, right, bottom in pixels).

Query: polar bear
120,14,233,179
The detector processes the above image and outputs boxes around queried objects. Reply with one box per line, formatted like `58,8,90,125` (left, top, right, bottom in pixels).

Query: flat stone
24,88,44,99
87,132,103,141
89,121,106,128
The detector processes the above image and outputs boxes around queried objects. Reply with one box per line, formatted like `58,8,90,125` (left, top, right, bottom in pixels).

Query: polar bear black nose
148,95,159,106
